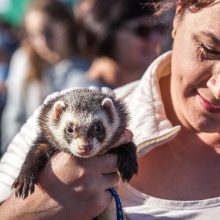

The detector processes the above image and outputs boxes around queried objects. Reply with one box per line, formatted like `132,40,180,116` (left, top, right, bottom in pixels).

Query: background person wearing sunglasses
74,0,172,89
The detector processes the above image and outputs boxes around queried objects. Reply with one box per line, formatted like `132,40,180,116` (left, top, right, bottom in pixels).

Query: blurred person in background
1,0,103,153
74,0,171,88
0,20,19,156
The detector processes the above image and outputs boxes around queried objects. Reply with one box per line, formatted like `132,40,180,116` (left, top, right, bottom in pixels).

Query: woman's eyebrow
200,31,220,45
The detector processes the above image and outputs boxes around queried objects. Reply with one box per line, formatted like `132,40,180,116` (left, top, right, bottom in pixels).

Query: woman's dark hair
76,0,160,59
23,0,78,83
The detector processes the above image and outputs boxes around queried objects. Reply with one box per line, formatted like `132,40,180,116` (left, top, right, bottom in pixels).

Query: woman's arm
0,106,40,201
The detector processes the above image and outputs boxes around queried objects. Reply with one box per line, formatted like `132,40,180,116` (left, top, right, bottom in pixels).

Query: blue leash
92,188,124,220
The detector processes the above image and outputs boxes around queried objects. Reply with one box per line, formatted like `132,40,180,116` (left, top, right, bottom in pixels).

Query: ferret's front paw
12,173,38,199
119,159,138,182
118,142,138,182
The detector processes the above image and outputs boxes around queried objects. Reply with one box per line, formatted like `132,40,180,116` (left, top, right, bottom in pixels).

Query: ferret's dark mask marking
64,122,75,144
86,121,106,143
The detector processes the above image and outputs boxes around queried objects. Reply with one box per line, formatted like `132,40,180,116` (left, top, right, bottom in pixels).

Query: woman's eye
199,43,220,58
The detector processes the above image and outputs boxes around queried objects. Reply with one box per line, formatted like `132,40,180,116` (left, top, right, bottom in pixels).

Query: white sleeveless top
120,183,220,220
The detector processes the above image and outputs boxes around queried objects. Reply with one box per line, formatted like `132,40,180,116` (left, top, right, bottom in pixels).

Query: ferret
12,88,138,219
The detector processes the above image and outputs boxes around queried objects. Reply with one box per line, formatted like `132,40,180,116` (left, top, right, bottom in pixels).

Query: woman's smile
198,94,220,113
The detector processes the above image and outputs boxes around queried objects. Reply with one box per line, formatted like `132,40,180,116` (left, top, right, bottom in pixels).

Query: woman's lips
198,95,220,113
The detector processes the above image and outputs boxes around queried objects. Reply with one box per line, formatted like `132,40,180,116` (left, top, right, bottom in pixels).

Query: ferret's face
47,98,120,158
62,111,109,157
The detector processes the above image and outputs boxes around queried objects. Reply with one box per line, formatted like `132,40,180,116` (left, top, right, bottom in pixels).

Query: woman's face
25,10,70,64
171,2,220,132
113,16,166,74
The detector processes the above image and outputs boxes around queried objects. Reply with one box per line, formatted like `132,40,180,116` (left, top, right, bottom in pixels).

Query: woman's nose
207,73,220,99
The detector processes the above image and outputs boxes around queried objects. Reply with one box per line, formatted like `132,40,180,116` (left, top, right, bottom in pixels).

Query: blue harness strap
92,188,124,220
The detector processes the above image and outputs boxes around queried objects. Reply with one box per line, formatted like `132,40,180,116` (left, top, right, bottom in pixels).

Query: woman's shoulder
114,80,140,100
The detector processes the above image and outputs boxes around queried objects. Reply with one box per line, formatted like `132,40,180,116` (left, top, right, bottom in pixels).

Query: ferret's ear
102,97,113,108
53,100,66,121
102,98,117,123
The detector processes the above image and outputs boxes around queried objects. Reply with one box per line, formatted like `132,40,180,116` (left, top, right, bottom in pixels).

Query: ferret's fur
12,88,138,220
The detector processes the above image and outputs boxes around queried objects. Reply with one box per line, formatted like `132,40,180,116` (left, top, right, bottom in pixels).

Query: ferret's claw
12,174,38,199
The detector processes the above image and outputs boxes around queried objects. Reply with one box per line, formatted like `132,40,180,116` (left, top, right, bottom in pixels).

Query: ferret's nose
78,144,92,153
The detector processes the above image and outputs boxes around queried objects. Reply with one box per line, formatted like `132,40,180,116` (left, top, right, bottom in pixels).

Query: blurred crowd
0,0,174,157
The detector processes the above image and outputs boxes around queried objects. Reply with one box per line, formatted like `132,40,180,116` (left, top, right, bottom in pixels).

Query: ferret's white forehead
61,110,108,125
61,111,79,124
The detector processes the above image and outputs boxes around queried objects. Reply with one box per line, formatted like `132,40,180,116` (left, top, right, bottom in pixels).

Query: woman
1,0,220,219
1,0,103,152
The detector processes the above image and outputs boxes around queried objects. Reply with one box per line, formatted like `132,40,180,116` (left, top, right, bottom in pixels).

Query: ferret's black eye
94,123,104,134
66,126,74,134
